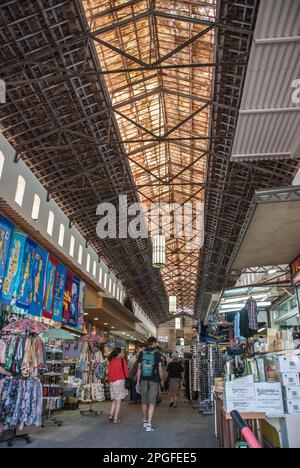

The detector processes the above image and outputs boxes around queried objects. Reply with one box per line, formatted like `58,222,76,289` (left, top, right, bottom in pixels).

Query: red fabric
108,357,129,383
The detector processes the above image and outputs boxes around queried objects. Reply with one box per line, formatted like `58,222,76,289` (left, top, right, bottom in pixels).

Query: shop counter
214,393,266,448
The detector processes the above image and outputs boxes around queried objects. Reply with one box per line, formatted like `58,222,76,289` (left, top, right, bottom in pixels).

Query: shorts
169,378,181,397
141,380,159,405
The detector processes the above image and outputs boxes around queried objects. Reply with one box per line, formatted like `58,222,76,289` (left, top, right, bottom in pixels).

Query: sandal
109,415,114,422
113,418,120,424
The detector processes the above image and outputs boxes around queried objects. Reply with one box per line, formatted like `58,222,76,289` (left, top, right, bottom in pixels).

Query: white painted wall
0,132,156,334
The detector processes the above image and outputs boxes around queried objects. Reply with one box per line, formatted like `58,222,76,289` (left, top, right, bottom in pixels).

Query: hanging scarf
0,229,27,305
29,247,48,318
63,269,73,324
76,281,86,331
0,215,14,292
16,238,37,310
42,256,58,319
52,263,67,322
68,275,80,327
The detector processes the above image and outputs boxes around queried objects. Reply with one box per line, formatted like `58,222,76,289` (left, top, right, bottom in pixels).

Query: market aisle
15,396,219,449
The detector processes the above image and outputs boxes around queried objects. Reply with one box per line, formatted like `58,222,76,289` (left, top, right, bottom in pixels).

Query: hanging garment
0,216,14,292
245,297,258,331
0,229,27,305
76,281,86,331
42,256,58,319
16,238,37,310
52,263,67,322
68,275,80,327
62,269,73,324
0,376,43,433
234,312,245,341
29,247,48,318
239,307,255,338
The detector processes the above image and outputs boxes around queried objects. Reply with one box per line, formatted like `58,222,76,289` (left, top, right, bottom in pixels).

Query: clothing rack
42,345,63,428
80,348,103,417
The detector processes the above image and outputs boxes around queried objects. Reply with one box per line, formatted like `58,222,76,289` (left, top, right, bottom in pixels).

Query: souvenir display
68,275,80,327
0,229,27,305
52,264,67,323
16,238,37,310
29,247,48,318
63,269,73,324
0,216,14,290
76,281,86,332
43,257,58,320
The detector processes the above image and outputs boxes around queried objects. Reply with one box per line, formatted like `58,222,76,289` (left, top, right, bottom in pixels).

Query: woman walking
107,348,129,423
167,353,184,408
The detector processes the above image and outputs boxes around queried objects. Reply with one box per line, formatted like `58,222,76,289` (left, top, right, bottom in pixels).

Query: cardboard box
224,384,255,400
226,375,254,386
275,355,300,373
225,399,257,413
254,382,284,415
284,399,300,415
280,373,300,387
283,386,300,400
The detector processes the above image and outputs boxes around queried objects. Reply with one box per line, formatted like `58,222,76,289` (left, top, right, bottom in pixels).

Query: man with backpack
136,337,164,432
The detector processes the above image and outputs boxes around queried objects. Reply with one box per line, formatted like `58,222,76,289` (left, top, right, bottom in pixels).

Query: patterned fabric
16,238,37,310
0,215,14,291
110,379,127,401
0,377,43,433
29,247,48,317
52,263,67,322
246,298,258,331
42,256,58,319
0,229,27,305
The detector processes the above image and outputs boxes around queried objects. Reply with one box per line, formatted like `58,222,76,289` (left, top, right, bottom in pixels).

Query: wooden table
214,393,266,448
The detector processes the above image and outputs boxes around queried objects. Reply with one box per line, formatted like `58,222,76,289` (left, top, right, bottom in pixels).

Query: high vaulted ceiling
0,0,299,323
82,0,216,313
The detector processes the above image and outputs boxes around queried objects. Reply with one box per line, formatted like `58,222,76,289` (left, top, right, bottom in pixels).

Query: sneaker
143,420,148,428
146,424,155,432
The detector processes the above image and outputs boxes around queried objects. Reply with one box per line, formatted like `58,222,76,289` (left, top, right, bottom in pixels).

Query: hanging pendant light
175,317,181,330
152,234,166,269
169,295,177,314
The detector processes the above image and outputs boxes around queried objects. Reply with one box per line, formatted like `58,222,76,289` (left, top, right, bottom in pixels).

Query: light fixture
169,295,177,314
122,332,126,335
268,268,278,275
152,234,166,269
175,317,181,330
111,326,115,329
104,322,108,325
84,313,88,316
94,318,99,321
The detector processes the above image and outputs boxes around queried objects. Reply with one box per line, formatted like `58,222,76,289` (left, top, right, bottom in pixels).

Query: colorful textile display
42,257,58,320
68,275,80,327
0,334,47,377
0,216,14,291
0,229,27,305
76,281,86,331
62,269,73,324
29,247,48,318
16,238,37,310
0,376,43,433
52,264,67,323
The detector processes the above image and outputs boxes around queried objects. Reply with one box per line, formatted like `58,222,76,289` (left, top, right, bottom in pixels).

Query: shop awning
231,0,300,163
85,287,141,334
228,186,300,270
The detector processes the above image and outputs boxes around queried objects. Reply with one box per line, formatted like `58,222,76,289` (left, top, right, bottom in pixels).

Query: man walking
136,337,164,432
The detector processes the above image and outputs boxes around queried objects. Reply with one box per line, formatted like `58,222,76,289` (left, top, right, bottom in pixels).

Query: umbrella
3,318,49,334
43,328,76,342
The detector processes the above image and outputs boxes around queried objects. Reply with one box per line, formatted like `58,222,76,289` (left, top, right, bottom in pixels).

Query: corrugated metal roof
231,0,300,162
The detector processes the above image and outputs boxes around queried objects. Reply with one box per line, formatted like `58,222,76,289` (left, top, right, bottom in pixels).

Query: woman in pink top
107,348,129,423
